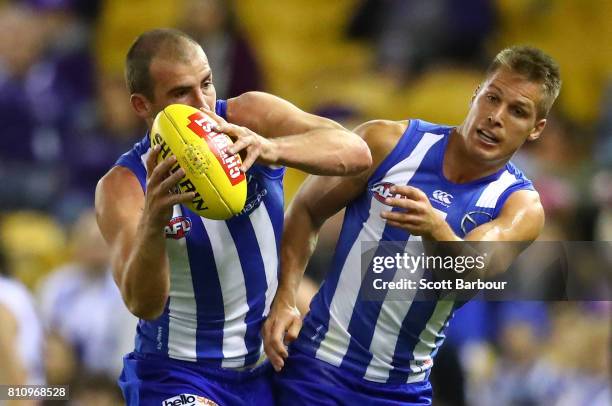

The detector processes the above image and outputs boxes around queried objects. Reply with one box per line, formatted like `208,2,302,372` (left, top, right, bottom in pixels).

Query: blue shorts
119,352,273,406
273,349,432,405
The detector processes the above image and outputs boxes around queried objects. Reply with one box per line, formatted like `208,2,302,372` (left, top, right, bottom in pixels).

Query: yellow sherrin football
151,104,247,219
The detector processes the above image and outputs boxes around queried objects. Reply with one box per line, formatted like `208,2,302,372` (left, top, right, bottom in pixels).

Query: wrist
139,213,167,240
429,217,459,241
264,138,281,166
275,284,298,307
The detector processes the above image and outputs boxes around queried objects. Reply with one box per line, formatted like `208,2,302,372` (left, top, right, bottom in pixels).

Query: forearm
225,92,371,175
277,205,321,303
268,129,371,175
428,218,462,242
426,215,530,279
117,221,170,320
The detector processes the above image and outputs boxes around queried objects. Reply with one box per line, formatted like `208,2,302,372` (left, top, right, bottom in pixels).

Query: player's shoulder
353,120,409,168
502,188,544,215
355,118,407,133
226,91,277,115
95,166,144,216
97,166,141,194
497,189,545,241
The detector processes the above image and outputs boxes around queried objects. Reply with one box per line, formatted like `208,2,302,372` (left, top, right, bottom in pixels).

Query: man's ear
130,94,151,120
528,118,547,141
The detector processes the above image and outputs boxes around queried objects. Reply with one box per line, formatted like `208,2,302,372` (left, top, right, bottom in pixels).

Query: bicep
290,173,369,229
465,190,545,242
290,119,406,225
226,92,342,138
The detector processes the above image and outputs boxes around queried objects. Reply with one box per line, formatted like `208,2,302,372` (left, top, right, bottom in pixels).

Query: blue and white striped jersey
115,100,285,368
294,119,534,383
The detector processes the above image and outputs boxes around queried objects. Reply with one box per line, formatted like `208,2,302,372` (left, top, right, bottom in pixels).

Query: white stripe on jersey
364,234,422,382
167,205,198,361
408,299,454,376
203,217,249,368
364,209,447,382
476,171,517,208
250,202,279,316
315,133,444,367
140,148,151,172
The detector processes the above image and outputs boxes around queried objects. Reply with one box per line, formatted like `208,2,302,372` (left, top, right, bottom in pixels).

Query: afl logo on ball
164,216,192,239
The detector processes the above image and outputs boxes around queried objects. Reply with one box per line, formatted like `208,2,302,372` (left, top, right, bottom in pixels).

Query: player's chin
469,143,506,163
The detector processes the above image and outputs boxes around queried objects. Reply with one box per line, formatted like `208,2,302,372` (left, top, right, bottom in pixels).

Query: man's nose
488,106,504,127
190,89,210,110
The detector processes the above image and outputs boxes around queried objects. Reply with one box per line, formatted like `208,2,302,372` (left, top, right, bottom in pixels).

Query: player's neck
443,128,507,183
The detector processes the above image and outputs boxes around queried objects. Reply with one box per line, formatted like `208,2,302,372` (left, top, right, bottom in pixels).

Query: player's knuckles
385,212,402,221
160,173,180,188
149,163,168,181
290,313,302,325
269,356,282,369
262,327,274,343
407,186,422,195
262,318,272,332
226,124,242,135
271,339,285,353
146,147,159,165
392,199,409,208
173,194,193,205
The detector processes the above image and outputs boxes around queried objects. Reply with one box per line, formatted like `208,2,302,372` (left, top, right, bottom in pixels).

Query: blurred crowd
0,0,609,405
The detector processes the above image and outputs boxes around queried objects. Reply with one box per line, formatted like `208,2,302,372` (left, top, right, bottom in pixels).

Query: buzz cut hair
125,28,201,100
486,45,562,118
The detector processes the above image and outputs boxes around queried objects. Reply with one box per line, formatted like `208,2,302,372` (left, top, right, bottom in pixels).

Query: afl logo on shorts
164,216,192,239
162,394,218,405
370,182,403,205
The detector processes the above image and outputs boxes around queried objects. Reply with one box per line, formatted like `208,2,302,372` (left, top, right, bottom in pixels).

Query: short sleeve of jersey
115,137,149,191
492,173,535,218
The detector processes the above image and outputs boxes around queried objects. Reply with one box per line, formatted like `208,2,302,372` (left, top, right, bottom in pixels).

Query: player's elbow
121,277,168,320
341,136,372,175
126,298,166,321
